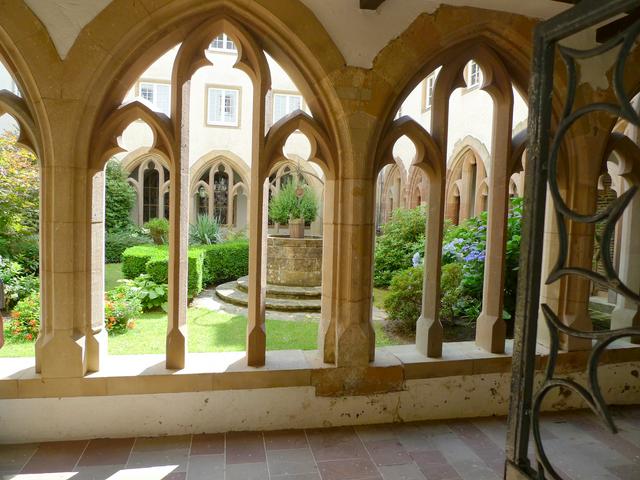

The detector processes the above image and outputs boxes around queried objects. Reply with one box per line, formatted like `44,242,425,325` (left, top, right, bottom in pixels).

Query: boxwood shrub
105,231,152,263
121,240,247,298
201,241,249,285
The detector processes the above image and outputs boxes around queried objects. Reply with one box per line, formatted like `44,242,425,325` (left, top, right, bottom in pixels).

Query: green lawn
1,307,397,357
105,263,124,291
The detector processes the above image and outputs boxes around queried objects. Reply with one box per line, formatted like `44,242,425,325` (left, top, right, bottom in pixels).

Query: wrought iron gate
505,1,640,479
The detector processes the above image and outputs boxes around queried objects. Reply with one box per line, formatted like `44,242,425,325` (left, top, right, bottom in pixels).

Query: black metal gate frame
506,1,640,479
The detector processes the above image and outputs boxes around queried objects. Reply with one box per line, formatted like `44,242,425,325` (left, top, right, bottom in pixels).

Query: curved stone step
235,276,321,299
215,280,321,312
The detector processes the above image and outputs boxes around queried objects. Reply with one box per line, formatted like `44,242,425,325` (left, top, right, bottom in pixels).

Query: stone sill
0,340,638,400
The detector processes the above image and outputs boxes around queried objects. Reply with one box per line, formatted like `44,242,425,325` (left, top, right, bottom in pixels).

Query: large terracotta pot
289,218,305,238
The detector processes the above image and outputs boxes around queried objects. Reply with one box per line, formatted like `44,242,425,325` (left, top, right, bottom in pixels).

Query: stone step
215,281,321,312
235,276,321,299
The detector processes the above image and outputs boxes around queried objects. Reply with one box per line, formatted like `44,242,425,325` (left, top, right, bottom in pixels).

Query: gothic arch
445,144,488,223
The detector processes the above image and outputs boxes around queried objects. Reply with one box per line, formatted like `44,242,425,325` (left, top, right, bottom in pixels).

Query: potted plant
268,182,318,238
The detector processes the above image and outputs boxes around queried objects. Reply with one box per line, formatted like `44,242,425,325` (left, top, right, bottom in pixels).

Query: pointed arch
90,101,175,171
0,90,39,155
264,110,336,179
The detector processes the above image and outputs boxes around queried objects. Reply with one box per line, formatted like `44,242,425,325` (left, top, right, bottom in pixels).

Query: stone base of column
416,314,443,358
611,306,640,344
34,333,45,373
475,312,506,354
335,324,371,367
85,328,108,372
40,333,87,378
559,313,592,351
166,326,187,369
247,326,266,367
317,315,335,364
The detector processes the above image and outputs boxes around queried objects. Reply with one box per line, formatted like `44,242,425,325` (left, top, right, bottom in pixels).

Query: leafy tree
0,132,39,236
105,160,136,233
268,182,318,224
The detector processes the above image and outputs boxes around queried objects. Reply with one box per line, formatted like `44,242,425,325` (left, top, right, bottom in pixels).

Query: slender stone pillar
611,178,640,339
416,174,445,357
318,178,337,363
246,84,268,367
475,91,513,353
40,166,89,378
85,169,108,372
166,81,190,369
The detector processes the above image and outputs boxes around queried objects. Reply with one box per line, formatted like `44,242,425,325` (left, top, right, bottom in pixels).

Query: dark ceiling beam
360,0,386,10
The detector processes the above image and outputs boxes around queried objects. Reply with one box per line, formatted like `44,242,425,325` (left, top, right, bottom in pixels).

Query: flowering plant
104,285,142,334
6,291,40,342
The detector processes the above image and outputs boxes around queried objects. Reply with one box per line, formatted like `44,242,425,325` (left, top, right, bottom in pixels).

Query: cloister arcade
0,0,637,449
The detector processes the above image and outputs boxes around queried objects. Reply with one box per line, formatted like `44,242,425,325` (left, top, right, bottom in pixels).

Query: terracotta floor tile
307,427,369,462
364,439,412,466
608,463,640,480
187,454,224,480
77,437,135,466
20,440,88,474
378,463,427,480
190,433,224,455
132,435,191,452
264,429,309,450
267,447,317,476
0,443,38,474
316,458,382,480
225,461,268,480
225,431,266,464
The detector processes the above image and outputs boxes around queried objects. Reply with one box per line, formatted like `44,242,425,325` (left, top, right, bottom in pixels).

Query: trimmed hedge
121,241,248,298
105,231,152,263
201,241,249,285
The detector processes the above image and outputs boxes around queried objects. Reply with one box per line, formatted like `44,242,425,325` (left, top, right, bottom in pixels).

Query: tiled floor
1,407,639,479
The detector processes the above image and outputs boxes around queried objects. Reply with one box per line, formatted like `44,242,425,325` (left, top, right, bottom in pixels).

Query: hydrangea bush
383,197,523,335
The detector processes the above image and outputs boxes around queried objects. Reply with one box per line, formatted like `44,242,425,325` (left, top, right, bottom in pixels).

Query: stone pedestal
267,235,322,287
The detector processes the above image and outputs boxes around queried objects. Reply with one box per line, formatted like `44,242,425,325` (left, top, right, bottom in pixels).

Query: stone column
166,81,190,369
85,169,108,372
318,178,337,362
475,91,513,353
333,175,376,366
40,164,90,378
416,173,445,357
611,178,640,338
246,83,268,367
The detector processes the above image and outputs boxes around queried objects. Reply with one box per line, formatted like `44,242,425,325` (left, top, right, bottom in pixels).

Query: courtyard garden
0,138,397,357
0,130,527,356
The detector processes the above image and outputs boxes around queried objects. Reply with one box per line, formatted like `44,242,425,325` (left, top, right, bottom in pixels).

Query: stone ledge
0,341,638,400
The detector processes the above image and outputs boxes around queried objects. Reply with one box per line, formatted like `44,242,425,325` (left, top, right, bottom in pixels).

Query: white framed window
209,34,237,52
138,81,171,115
468,61,482,88
273,93,302,123
424,74,435,109
207,87,240,126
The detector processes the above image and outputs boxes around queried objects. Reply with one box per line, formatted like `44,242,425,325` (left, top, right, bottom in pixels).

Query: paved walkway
1,407,638,479
192,289,388,323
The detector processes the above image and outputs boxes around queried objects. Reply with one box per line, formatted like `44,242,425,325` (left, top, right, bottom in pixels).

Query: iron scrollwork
507,1,640,479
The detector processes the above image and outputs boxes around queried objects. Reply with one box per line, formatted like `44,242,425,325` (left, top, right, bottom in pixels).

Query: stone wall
267,235,323,287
